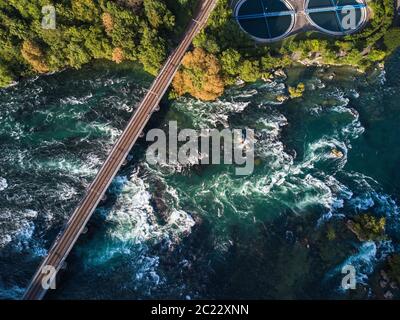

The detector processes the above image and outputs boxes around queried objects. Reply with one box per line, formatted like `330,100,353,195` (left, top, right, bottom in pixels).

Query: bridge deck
22,0,218,300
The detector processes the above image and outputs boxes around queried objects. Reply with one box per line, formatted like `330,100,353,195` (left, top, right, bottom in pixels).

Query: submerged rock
381,270,390,282
261,75,273,83
327,73,336,80
273,69,287,79
390,281,398,290
331,148,344,158
235,78,245,86
384,290,394,299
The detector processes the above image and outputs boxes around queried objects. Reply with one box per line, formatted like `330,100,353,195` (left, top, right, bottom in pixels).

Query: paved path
289,0,314,34
22,0,218,300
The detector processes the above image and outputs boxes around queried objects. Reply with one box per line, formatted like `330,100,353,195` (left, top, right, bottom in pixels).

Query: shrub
112,47,124,63
172,48,224,101
288,83,305,99
21,40,49,73
347,214,386,241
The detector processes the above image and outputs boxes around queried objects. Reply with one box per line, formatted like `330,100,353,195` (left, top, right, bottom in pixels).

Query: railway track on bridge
22,0,218,300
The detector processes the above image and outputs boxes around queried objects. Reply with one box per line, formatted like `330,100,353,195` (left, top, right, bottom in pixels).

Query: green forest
1,0,400,100
0,0,197,87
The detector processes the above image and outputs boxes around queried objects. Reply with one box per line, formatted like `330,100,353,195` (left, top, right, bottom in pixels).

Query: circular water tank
235,0,296,42
305,0,367,35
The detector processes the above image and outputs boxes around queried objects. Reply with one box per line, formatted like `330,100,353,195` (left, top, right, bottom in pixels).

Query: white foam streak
103,171,196,250
0,177,8,191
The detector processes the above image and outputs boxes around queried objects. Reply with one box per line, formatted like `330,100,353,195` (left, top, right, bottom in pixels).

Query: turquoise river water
1,52,400,299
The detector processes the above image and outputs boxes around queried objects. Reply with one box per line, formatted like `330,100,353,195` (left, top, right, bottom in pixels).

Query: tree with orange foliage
172,48,224,101
102,12,114,34
21,40,49,73
112,47,124,64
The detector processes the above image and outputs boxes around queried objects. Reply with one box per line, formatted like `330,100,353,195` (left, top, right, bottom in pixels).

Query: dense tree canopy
172,47,224,101
0,0,193,86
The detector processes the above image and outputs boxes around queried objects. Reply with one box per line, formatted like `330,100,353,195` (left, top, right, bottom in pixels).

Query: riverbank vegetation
347,214,386,241
172,0,400,100
172,47,225,100
1,0,400,99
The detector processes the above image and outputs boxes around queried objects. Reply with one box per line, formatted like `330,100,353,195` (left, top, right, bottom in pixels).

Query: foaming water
0,178,7,191
2,55,400,299
51,60,400,299
324,240,390,293
0,61,152,299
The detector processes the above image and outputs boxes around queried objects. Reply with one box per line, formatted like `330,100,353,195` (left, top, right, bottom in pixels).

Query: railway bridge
22,0,218,300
